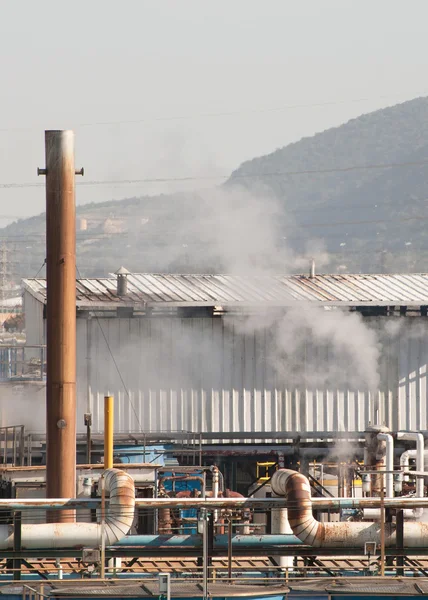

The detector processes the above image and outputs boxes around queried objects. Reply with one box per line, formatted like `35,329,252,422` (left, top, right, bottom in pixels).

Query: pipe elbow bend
270,469,322,547
103,468,135,546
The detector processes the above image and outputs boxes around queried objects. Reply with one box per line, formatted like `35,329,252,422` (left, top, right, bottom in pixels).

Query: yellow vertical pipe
104,396,114,469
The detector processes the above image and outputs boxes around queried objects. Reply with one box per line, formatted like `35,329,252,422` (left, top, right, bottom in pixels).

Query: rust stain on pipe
271,468,428,549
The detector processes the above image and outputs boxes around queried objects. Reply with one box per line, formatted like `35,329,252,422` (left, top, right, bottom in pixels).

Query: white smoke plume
188,182,382,394
86,182,384,433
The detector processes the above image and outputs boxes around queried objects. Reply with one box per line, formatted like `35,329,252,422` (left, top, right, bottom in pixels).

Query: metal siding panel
64,315,428,436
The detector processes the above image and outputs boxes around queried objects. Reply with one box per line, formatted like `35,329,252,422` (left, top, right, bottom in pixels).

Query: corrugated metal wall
73,315,426,436
21,293,428,436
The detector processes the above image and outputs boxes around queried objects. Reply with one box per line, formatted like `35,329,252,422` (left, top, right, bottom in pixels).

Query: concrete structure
16,272,428,437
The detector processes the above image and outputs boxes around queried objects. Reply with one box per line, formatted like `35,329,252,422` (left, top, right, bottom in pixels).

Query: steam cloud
98,183,383,411
187,182,381,394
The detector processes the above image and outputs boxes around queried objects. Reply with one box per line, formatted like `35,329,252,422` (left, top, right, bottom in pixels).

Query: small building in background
0,296,22,328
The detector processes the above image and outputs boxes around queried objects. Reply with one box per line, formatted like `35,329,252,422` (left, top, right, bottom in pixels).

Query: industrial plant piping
397,431,424,497
377,432,394,498
0,468,135,549
104,395,114,469
5,496,428,511
271,468,428,548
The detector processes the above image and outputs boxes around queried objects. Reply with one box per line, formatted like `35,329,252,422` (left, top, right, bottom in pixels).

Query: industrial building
19,271,428,437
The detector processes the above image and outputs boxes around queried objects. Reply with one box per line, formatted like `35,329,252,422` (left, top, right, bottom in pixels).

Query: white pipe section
401,450,411,482
3,469,134,549
400,449,428,483
397,432,425,497
377,433,394,498
271,469,428,549
212,466,219,522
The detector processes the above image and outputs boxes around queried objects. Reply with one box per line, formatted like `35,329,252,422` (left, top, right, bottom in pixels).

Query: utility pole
38,130,83,521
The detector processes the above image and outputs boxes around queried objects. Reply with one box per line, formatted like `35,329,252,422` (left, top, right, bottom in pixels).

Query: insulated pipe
115,534,303,547
397,432,425,497
104,396,114,470
6,496,428,512
1,469,134,549
377,433,394,497
271,469,428,549
400,449,428,481
401,450,411,482
212,466,219,523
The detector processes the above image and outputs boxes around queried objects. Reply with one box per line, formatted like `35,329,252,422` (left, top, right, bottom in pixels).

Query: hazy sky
1,0,427,224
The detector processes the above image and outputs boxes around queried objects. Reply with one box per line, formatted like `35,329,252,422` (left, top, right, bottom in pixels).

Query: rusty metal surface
271,468,428,549
43,130,77,520
22,271,428,308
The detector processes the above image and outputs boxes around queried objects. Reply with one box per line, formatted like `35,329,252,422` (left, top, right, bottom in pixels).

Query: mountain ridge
5,96,428,279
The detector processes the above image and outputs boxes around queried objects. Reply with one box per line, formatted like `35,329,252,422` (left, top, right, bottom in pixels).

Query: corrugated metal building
20,272,428,437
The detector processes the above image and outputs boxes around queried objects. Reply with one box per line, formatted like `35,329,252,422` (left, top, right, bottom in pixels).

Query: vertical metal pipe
85,413,92,465
380,485,385,576
19,426,25,467
396,509,404,577
202,509,208,599
42,131,77,520
377,433,394,498
100,474,106,579
309,258,315,278
227,516,232,581
13,511,21,580
104,396,114,469
12,427,17,467
212,466,219,524
397,432,425,497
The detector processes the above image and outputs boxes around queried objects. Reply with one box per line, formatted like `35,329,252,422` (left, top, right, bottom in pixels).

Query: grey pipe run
115,534,303,548
4,496,428,511
271,469,428,549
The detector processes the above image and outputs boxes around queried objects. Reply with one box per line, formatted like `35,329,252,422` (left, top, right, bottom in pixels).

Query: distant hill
227,96,428,273
5,96,428,280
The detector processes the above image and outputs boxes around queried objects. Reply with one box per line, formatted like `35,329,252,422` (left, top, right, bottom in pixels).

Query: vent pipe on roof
309,259,315,278
115,267,130,297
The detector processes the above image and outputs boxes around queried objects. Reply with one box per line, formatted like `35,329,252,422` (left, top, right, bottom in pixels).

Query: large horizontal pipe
40,431,368,442
3,496,428,511
115,534,303,547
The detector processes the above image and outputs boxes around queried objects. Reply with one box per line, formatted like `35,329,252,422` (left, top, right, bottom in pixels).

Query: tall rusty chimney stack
38,131,83,521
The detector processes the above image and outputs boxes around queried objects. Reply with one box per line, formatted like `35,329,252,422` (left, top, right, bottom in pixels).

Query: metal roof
22,272,428,309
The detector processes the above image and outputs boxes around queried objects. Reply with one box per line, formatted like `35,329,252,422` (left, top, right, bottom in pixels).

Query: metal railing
0,425,25,466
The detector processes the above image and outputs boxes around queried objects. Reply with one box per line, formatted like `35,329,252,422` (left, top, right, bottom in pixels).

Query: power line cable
1,89,428,132
2,157,428,190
